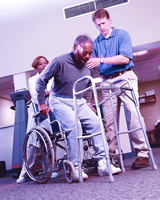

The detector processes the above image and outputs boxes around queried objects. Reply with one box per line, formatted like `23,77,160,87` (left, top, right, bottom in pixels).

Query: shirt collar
99,27,116,41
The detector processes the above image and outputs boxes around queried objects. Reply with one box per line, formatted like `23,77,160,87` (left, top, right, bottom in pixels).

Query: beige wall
138,80,160,130
0,98,14,126
0,125,14,170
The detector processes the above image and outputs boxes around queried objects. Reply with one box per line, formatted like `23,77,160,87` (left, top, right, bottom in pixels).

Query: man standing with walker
36,35,121,182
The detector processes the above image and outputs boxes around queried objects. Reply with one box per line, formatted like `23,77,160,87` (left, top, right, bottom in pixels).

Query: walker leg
119,153,125,172
104,144,115,183
105,157,114,183
141,125,158,170
78,139,83,183
132,89,158,171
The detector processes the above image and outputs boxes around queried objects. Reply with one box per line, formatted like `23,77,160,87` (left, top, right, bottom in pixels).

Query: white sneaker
98,159,121,176
16,177,26,184
74,166,88,181
50,172,59,178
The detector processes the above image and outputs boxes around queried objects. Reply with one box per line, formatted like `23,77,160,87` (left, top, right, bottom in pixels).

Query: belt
103,68,132,79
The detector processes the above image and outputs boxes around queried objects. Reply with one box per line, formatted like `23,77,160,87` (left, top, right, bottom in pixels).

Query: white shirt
28,73,54,104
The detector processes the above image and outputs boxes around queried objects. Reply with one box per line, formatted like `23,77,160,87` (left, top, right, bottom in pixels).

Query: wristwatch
100,58,104,64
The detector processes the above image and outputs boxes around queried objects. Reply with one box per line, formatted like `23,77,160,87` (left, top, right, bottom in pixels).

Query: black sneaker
131,157,150,169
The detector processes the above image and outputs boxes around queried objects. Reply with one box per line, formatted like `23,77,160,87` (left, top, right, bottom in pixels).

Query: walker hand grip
111,79,123,85
77,77,87,83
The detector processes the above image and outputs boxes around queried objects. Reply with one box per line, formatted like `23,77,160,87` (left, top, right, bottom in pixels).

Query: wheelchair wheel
63,160,75,183
109,153,121,169
23,126,54,184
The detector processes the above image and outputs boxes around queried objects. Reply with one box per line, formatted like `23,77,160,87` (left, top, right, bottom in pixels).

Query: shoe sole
98,169,121,176
98,172,108,176
112,169,122,174
75,176,88,181
75,173,88,181
131,161,150,169
16,179,26,183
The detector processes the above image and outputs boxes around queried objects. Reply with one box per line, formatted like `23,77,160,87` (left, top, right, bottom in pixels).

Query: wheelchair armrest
32,111,42,119
27,100,33,106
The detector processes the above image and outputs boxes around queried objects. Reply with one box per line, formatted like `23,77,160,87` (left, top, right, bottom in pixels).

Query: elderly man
36,35,121,181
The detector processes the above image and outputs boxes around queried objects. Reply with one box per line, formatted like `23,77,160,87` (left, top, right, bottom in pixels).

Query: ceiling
0,47,160,101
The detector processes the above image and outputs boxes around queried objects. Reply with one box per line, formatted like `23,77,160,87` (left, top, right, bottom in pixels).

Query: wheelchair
23,100,121,184
23,100,115,184
23,101,77,184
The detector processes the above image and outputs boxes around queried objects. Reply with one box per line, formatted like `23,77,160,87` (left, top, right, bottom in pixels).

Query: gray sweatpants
49,96,105,166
